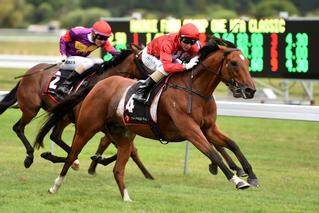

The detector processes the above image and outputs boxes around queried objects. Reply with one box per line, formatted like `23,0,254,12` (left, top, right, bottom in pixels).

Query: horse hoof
236,181,250,190
71,159,80,171
40,152,51,159
247,178,260,187
24,155,34,168
236,169,248,177
88,169,96,175
88,165,96,175
48,188,56,194
208,163,218,175
145,174,155,180
91,155,101,161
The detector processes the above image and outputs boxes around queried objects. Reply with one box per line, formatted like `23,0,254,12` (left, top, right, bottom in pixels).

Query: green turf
0,109,318,212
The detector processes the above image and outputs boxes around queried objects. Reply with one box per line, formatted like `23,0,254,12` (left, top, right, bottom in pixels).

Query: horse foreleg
209,145,247,177
49,120,80,170
50,119,71,153
88,135,112,175
13,117,35,168
130,144,154,180
205,125,259,187
172,117,249,189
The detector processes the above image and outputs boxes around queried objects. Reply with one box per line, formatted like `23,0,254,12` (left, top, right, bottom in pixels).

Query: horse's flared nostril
244,88,256,98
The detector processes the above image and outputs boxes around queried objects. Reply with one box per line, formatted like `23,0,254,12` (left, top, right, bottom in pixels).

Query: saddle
45,68,96,103
123,77,168,141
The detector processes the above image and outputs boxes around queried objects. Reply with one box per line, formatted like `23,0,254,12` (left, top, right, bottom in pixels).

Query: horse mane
199,35,237,60
102,49,133,69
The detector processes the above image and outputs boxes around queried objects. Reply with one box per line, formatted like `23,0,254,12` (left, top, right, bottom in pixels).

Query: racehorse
35,37,251,178
0,44,154,180
36,39,259,201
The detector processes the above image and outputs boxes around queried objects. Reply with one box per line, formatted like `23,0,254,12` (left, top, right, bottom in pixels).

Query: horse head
219,47,256,99
199,40,256,99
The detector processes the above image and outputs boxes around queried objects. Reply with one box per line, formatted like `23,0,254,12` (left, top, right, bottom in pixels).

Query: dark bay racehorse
36,40,259,201
0,45,153,180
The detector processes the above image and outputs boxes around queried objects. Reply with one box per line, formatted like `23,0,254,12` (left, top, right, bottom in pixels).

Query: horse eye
230,61,238,66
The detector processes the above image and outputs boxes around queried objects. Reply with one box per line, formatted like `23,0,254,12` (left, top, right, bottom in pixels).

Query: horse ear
206,34,214,44
128,43,142,54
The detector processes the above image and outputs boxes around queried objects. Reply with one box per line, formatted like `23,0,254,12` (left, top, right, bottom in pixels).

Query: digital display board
103,18,319,79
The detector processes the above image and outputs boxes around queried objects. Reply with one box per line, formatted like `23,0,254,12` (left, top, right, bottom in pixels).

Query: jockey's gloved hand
185,56,199,70
59,55,67,64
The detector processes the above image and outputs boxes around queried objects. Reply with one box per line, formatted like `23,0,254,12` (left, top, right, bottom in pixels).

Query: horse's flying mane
199,34,237,60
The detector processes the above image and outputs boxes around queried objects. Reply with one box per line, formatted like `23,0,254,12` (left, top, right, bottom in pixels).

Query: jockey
56,19,119,97
134,23,200,104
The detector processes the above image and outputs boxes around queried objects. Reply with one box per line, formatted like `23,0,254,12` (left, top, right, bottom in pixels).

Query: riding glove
185,56,199,70
58,55,67,64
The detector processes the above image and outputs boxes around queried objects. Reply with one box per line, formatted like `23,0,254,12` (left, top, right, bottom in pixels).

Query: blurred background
0,0,318,104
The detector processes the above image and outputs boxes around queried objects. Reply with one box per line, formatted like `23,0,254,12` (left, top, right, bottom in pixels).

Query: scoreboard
103,18,319,79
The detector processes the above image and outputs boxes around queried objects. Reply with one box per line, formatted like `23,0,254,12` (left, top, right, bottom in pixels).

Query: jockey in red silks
134,23,200,104
56,20,119,97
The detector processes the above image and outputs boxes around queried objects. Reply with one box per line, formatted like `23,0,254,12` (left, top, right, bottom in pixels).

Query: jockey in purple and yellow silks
56,20,119,97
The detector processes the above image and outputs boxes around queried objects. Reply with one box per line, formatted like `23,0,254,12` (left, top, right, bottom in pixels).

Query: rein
113,52,152,80
14,63,60,79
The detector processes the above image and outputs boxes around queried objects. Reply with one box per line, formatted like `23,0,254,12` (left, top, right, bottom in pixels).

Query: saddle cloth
122,80,164,125
118,79,168,141
45,69,91,102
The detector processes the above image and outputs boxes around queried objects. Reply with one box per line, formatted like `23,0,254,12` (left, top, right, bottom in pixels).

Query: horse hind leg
49,129,95,194
113,139,134,202
130,144,154,180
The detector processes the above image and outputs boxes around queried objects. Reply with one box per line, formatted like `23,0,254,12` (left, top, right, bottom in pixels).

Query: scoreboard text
103,18,319,79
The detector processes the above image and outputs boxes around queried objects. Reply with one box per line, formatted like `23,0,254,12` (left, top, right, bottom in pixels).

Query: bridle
198,48,241,88
165,48,246,113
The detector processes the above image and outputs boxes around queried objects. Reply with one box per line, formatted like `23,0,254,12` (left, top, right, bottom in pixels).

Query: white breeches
141,48,168,76
61,56,103,73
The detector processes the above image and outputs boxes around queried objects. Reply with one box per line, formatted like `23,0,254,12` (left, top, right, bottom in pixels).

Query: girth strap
167,83,213,101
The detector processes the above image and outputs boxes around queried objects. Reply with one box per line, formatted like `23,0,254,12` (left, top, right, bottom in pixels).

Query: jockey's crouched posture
56,20,119,97
134,23,200,104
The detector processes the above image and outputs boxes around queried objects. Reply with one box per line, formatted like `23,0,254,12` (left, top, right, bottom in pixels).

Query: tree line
0,0,318,28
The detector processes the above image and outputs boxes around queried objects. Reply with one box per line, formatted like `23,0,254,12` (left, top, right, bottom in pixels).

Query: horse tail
0,82,19,115
34,86,92,149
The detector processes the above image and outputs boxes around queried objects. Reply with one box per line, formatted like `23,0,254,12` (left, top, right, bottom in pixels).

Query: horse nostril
245,88,256,97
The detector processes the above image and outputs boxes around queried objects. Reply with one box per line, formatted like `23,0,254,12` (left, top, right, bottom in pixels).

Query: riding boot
133,77,156,104
56,71,81,97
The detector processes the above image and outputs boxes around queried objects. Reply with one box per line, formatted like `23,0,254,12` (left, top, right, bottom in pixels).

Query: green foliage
254,0,299,18
60,7,111,29
32,2,54,23
1,0,319,28
203,4,238,19
0,0,31,27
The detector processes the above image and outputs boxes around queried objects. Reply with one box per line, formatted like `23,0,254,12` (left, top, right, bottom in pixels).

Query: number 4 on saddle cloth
45,68,95,102
121,78,168,141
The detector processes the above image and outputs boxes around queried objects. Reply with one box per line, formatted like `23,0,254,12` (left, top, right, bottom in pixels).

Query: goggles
180,37,197,45
95,34,109,41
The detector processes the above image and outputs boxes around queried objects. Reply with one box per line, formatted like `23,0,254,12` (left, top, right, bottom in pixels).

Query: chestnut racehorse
0,45,153,180
36,40,259,201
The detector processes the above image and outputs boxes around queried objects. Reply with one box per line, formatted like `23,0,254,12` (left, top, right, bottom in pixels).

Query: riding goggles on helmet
180,37,197,45
95,34,109,41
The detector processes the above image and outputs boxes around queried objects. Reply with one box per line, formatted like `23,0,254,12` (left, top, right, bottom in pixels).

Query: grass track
0,109,318,212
